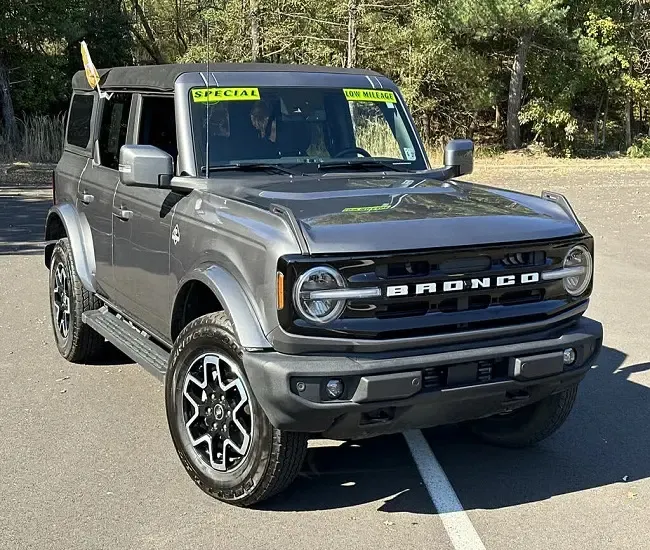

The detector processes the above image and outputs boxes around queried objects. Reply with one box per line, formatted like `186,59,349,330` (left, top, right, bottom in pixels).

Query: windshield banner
192,87,261,103
343,89,396,103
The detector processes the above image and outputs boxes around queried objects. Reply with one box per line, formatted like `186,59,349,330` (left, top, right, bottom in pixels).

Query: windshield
189,86,427,173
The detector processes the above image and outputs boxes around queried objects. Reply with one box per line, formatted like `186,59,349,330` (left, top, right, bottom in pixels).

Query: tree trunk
174,0,188,55
506,31,533,150
593,93,604,148
601,91,609,148
625,95,633,149
347,0,359,68
0,62,18,145
495,103,502,128
131,0,167,64
250,0,260,62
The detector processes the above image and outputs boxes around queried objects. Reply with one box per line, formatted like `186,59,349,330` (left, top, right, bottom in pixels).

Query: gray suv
46,63,603,506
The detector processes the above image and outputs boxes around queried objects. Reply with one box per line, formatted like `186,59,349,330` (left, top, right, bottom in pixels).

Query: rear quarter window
66,94,95,149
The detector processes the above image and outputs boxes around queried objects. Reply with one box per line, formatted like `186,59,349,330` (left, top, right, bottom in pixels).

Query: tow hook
501,390,531,412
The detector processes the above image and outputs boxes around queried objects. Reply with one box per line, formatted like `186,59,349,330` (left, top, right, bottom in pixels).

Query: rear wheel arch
44,212,67,268
44,204,96,293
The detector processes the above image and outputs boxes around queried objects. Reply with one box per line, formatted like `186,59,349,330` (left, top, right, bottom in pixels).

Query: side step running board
83,307,169,380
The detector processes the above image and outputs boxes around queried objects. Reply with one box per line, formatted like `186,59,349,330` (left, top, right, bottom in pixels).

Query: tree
451,0,569,149
250,0,261,61
347,0,359,67
2,0,649,159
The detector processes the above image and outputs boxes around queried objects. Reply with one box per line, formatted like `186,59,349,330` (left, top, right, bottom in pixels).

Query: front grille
360,247,551,319
502,251,546,267
377,250,546,283
422,358,509,391
279,236,593,340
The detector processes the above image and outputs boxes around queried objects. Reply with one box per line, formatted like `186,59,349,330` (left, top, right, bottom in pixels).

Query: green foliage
519,99,579,155
1,0,649,160
627,136,650,157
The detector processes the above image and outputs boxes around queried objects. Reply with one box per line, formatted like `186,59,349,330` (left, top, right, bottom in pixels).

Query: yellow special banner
191,87,261,103
343,88,397,103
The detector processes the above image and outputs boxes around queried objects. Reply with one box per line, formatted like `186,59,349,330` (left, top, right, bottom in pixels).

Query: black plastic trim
242,317,602,436
269,301,588,355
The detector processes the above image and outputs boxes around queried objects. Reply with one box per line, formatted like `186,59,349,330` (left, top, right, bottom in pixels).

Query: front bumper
243,317,603,440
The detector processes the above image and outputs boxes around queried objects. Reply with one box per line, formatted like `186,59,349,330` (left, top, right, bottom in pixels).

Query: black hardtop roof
72,62,383,92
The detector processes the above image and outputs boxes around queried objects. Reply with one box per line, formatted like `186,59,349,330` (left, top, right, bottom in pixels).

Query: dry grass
0,114,65,163
355,119,403,159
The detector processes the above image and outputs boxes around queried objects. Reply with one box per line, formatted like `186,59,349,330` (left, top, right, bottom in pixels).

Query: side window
138,96,177,159
98,93,132,170
66,94,94,149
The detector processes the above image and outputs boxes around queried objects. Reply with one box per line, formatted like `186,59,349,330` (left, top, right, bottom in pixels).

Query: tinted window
138,96,177,159
67,94,94,149
98,94,132,170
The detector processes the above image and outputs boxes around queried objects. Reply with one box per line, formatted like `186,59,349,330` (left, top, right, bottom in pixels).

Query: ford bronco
45,63,603,506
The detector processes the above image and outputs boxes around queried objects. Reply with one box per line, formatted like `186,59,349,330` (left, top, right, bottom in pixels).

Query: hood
224,174,583,254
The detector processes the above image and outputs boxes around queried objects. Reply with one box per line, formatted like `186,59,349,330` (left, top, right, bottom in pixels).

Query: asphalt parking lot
1,160,649,550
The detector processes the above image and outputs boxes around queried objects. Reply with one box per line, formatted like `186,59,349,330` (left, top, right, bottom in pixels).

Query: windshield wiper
317,158,411,173
202,163,296,176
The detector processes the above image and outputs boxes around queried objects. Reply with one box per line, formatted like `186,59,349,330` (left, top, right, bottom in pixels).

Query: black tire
49,238,104,362
165,312,308,507
471,385,579,448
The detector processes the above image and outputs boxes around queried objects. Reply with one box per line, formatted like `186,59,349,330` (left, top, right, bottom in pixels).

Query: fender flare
175,264,271,350
44,203,96,293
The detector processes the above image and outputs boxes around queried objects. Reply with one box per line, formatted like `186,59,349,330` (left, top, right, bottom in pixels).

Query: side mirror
119,145,173,188
444,139,474,177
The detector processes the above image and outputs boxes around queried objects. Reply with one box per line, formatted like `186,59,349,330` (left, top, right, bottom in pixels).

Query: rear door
112,94,180,338
75,93,132,297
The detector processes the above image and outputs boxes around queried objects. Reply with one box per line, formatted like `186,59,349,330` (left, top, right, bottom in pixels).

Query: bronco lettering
386,272,540,297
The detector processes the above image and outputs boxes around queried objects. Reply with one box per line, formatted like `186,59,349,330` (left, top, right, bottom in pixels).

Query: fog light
563,348,577,366
325,379,344,399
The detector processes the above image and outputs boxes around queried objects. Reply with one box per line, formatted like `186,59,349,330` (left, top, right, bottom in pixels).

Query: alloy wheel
182,353,253,472
52,262,71,340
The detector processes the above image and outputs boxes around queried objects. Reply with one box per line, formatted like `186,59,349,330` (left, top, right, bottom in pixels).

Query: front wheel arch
171,266,271,350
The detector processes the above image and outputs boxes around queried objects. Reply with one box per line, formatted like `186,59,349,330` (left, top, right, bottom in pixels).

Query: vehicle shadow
425,345,650,511
85,343,135,366
261,345,650,514
260,435,434,514
0,190,51,256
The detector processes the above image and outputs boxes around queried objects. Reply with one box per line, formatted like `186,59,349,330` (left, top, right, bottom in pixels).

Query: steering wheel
334,147,372,158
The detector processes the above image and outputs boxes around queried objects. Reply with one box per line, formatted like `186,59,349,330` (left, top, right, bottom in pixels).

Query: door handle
113,207,133,221
78,192,94,205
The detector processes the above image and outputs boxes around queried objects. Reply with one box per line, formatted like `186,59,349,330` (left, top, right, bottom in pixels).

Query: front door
111,94,181,339
112,185,177,337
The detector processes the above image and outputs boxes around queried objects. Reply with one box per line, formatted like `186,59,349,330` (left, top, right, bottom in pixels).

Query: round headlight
293,266,346,324
563,245,593,296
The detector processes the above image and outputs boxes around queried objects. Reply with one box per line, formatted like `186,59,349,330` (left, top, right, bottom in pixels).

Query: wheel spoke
52,262,71,340
181,352,253,473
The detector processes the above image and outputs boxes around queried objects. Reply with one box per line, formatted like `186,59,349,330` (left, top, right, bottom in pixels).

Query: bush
627,137,650,158
519,99,578,157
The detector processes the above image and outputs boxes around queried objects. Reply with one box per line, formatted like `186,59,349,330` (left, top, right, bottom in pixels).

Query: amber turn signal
276,272,285,310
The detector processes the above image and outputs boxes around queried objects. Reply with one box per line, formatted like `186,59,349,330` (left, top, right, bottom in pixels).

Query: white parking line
404,430,487,550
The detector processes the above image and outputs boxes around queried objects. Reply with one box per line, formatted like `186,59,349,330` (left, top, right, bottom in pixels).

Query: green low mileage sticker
343,88,397,103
